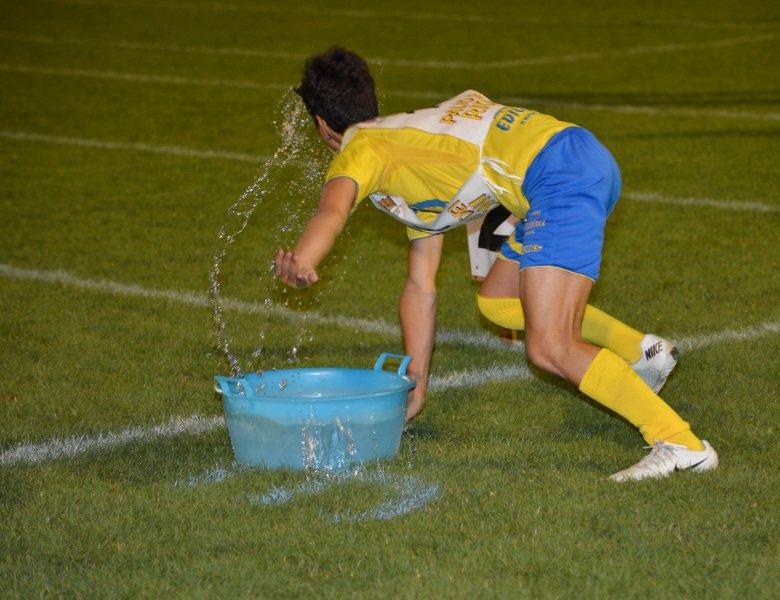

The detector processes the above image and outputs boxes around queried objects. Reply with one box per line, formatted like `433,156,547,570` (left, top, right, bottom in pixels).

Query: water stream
208,90,328,376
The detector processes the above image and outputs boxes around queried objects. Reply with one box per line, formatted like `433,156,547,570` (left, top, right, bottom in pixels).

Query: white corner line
1,319,777,468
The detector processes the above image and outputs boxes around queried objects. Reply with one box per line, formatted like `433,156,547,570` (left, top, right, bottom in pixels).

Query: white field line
0,414,224,467
2,130,776,213
395,89,780,123
38,0,777,29
0,130,267,162
40,0,506,24
2,61,779,123
495,94,780,123
0,263,512,351
623,191,779,213
1,319,777,467
469,33,779,69
428,363,532,388
0,33,309,60
0,63,288,91
0,30,776,70
674,321,780,351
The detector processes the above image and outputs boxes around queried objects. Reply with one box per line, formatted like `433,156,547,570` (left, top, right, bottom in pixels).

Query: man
274,47,718,482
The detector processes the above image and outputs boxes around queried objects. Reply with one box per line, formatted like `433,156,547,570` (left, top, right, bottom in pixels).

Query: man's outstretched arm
401,234,444,421
275,177,357,287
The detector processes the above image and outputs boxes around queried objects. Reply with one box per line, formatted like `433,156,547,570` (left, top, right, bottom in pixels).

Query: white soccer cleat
630,333,679,393
610,440,718,482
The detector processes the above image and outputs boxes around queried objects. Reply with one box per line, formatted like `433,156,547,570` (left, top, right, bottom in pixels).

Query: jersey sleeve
324,136,383,210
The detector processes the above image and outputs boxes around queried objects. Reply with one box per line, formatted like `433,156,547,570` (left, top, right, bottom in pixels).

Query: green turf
1,0,779,597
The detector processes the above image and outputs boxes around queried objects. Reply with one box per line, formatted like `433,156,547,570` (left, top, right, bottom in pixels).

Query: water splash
208,90,329,375
300,416,360,475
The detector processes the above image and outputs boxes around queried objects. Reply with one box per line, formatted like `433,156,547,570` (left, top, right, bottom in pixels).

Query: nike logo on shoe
644,341,663,361
682,457,709,470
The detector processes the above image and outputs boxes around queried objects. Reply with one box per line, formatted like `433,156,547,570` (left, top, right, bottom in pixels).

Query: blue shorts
499,127,621,281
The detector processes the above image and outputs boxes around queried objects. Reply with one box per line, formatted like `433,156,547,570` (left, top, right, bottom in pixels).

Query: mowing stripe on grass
0,31,776,70
34,0,776,28
3,60,780,123
1,131,777,213
1,319,777,468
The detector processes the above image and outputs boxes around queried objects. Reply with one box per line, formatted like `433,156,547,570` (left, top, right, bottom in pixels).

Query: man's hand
274,248,319,288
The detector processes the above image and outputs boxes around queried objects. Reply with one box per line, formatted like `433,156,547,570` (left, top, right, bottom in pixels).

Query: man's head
294,47,378,150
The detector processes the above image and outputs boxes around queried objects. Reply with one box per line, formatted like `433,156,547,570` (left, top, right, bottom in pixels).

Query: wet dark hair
294,47,378,134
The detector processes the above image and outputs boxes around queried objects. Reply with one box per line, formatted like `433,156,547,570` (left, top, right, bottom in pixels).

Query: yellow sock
581,305,643,364
476,295,644,363
579,349,704,450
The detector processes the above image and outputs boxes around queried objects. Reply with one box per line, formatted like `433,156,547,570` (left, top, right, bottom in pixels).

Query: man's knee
476,294,525,331
525,331,573,374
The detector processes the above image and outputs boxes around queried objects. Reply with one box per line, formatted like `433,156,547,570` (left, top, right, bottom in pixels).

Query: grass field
1,0,779,596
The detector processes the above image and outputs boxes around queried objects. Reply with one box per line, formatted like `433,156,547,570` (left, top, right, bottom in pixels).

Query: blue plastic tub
214,353,415,471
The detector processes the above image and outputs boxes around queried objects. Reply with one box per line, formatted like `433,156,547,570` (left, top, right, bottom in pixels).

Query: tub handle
213,376,241,397
374,353,412,376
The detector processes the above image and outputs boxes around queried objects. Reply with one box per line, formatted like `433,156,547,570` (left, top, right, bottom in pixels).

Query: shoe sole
651,345,679,393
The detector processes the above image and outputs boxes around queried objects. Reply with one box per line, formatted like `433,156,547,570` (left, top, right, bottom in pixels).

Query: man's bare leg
519,267,598,382
518,266,704,451
478,259,658,372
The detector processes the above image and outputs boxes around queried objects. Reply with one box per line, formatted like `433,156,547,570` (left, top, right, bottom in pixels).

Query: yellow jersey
324,90,574,240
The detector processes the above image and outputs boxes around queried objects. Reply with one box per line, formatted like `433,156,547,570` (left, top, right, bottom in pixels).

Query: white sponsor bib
369,168,500,233
354,90,521,234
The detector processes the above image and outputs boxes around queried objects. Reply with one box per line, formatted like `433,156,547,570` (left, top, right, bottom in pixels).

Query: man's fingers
273,250,319,288
281,251,294,282
275,248,294,285
274,248,284,277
